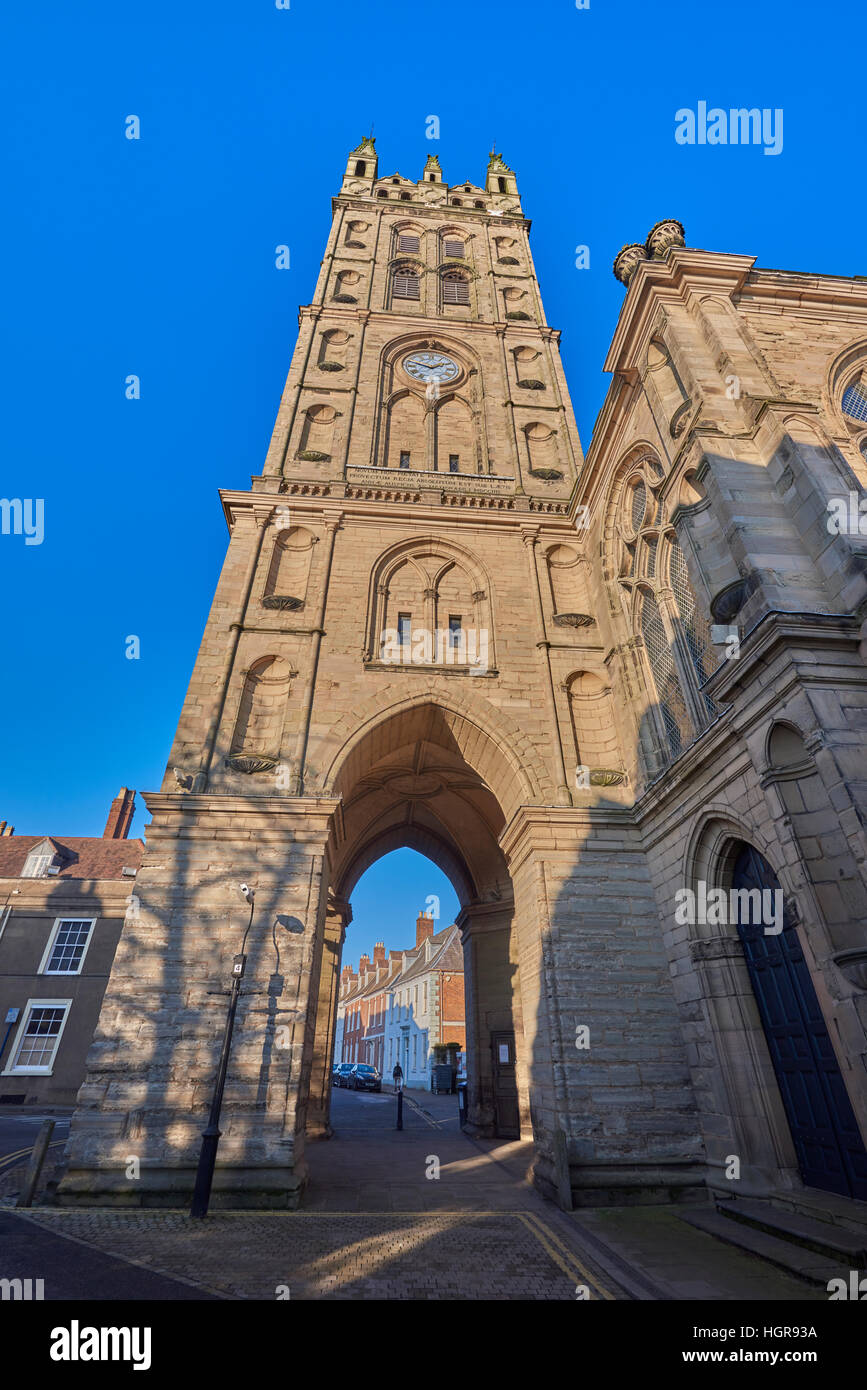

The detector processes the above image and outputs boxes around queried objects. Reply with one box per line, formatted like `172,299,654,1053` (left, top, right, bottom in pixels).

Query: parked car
349,1063,381,1092
333,1063,355,1088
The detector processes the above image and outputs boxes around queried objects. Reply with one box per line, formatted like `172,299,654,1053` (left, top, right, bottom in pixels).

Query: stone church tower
60,139,867,1210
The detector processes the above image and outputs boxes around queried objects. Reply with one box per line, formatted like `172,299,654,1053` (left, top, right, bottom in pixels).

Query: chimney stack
373,941,387,966
416,912,435,947
358,953,371,975
104,787,136,840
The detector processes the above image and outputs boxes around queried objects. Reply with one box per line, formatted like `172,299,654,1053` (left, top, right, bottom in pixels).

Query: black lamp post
190,886,255,1220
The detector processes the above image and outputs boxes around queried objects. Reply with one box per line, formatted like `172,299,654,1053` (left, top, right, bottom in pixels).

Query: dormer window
22,841,61,878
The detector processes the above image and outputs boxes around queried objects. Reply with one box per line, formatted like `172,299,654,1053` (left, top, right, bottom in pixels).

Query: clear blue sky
0,1,861,951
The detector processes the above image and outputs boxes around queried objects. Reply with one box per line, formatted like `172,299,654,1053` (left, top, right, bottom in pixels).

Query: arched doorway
306,700,532,1147
732,843,867,1199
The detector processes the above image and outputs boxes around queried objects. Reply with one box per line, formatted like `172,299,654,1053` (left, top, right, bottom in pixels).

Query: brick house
335,913,466,1089
0,789,143,1108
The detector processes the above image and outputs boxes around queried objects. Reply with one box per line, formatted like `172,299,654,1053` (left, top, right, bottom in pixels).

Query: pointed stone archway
307,699,533,1146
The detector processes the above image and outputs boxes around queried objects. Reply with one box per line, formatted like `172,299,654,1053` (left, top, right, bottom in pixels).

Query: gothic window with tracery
843,382,867,422
614,454,718,764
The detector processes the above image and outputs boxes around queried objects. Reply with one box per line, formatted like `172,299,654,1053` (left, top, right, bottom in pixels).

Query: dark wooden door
491,1030,519,1139
733,844,867,1199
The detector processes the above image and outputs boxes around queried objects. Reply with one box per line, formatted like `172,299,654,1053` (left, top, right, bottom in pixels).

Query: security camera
240,883,254,902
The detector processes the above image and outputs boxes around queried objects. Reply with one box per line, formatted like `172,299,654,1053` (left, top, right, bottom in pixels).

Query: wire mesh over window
640,590,691,759
393,270,420,299
843,382,867,423
444,239,464,258
669,542,718,701
398,235,420,254
644,535,658,578
630,479,647,533
442,271,470,304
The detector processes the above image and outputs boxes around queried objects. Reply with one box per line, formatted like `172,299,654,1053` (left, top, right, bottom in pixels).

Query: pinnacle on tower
423,153,443,184
343,135,378,186
485,149,518,197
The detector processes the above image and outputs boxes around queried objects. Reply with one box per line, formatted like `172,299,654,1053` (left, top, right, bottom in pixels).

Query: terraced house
335,913,466,1091
57,138,867,1247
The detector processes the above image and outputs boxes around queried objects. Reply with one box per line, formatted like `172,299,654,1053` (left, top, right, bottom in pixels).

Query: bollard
16,1118,55,1208
396,1088,403,1131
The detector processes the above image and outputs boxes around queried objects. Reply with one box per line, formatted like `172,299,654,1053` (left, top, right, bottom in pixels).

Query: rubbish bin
457,1081,468,1127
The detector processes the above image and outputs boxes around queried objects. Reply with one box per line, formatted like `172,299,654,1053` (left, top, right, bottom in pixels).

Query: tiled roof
0,836,145,881
343,925,463,1002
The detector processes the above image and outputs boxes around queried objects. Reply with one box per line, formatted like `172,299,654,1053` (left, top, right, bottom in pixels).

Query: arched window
842,381,867,423
474,201,484,209
497,177,507,193
640,589,691,758
442,270,469,305
444,237,465,258
377,189,388,199
400,192,410,201
613,454,718,767
392,266,420,300
669,541,716,698
354,160,366,176
451,198,462,207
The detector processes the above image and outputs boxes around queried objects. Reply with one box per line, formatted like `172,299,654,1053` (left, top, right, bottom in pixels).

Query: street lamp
190,885,255,1219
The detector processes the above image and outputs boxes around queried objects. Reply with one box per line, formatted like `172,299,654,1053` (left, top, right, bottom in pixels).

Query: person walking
392,1062,403,1094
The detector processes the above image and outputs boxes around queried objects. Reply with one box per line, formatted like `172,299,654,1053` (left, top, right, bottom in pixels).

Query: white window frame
38,917,96,976
3,998,72,1075
22,849,56,878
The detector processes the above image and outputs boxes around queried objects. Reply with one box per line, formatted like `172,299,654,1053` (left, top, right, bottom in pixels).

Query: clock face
403,351,459,384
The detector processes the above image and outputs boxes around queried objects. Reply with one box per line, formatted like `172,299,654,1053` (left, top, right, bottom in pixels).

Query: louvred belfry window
444,239,464,258
442,271,469,304
393,269,420,300
398,235,420,254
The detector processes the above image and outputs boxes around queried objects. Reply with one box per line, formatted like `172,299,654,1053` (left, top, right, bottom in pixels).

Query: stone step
678,1207,844,1287
765,1188,867,1238
716,1198,867,1265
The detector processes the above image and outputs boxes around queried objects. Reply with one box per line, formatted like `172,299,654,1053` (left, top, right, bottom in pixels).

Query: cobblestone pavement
10,1089,835,1301
18,1208,610,1300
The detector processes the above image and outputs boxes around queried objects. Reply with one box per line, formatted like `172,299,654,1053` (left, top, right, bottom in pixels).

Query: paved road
3,1090,831,1301
0,1111,70,1177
